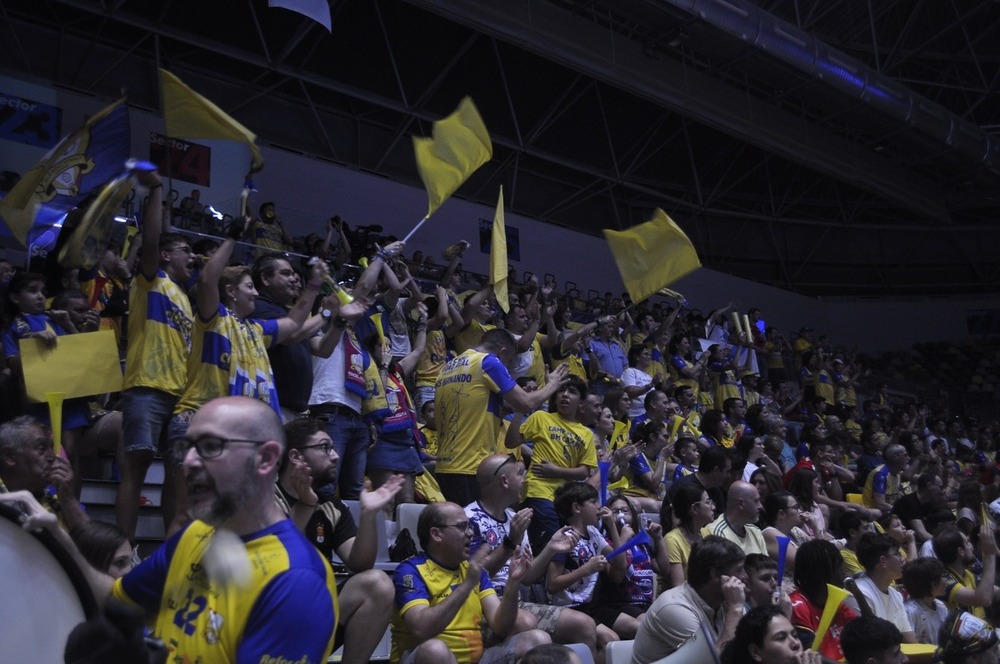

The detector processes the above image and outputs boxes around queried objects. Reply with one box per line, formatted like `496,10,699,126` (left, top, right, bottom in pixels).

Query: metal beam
403,0,949,221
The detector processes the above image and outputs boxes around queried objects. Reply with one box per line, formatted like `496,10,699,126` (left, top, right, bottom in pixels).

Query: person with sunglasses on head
2,396,340,664
464,454,605,663
391,501,551,664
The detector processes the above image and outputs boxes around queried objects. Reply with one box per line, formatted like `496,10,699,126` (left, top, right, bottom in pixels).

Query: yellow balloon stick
812,584,851,651
45,391,67,457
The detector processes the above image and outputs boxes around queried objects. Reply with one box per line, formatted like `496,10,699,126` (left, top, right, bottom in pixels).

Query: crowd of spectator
3,169,1000,664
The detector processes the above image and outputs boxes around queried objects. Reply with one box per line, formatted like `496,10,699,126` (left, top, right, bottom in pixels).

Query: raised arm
135,170,164,279
196,217,246,320
353,240,404,302
397,303,428,376
274,260,328,344
502,364,569,413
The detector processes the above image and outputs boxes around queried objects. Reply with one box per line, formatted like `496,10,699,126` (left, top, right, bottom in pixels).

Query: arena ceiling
2,0,1000,298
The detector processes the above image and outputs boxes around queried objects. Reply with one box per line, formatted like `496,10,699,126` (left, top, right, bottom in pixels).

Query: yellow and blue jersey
862,463,900,508
175,305,280,418
392,554,495,663
112,519,338,664
434,349,516,475
123,269,193,396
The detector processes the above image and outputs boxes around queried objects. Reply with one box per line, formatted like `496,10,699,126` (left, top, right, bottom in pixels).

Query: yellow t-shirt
520,410,598,501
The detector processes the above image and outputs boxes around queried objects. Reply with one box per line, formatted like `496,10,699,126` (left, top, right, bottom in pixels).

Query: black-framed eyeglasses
493,454,517,476
173,435,266,459
437,521,471,532
299,442,335,455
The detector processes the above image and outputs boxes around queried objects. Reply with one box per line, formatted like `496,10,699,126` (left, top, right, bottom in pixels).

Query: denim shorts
165,410,195,462
120,387,179,454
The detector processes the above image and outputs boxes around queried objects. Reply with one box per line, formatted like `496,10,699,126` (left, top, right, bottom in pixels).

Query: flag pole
402,216,429,243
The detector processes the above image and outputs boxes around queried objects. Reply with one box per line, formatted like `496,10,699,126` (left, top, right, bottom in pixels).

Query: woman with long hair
789,540,858,660
699,408,727,449
662,484,716,589
611,420,671,512
787,467,831,541
721,605,820,664
598,492,668,622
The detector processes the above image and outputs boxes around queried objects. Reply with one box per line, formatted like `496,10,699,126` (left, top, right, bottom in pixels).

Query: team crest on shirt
402,574,415,590
205,609,224,644
485,529,500,546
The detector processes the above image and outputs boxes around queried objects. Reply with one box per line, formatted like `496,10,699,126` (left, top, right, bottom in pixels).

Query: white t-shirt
905,597,948,645
308,329,362,412
622,367,653,418
464,501,530,596
550,525,607,607
855,574,913,634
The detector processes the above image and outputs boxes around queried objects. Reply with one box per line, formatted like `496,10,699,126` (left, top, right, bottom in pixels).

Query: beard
186,457,257,526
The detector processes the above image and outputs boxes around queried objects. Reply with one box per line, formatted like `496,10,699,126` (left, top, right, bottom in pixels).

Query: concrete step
81,480,163,507
87,504,166,541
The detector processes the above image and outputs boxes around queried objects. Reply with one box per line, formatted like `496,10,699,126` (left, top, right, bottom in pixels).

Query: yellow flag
159,69,264,171
603,208,701,305
413,97,492,218
491,186,509,313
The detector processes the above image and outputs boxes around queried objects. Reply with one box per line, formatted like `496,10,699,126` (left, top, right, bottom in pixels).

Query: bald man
3,396,339,663
702,480,767,556
465,455,609,660
863,443,909,514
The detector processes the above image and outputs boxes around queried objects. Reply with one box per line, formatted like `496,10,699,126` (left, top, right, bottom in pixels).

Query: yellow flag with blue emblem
160,69,264,172
413,97,492,218
603,208,701,305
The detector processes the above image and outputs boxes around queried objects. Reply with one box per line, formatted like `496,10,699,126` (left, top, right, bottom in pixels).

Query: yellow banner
21,330,123,401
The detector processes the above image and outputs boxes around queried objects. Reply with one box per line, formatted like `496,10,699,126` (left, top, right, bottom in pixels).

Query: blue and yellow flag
603,208,701,305
413,97,492,218
490,186,509,313
160,69,264,172
0,99,130,257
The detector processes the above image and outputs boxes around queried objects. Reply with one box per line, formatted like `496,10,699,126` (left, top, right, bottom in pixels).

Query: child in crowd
3,272,90,492
547,482,634,639
744,553,780,609
900,557,949,645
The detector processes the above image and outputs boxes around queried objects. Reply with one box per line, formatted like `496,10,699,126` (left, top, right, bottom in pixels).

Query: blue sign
0,92,61,149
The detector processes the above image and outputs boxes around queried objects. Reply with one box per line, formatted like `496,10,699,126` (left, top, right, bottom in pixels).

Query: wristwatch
321,308,332,321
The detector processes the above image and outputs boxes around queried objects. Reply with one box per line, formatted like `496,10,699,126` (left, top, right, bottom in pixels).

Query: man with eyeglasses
391,501,550,664
276,417,403,664
852,532,918,644
116,167,195,542
3,396,339,663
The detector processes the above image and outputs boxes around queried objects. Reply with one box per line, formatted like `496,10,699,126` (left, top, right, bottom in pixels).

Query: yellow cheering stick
45,392,67,457
812,584,850,651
